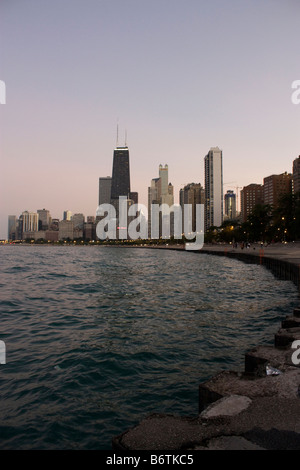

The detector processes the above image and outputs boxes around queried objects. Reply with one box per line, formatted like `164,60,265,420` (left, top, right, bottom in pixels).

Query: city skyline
7,149,299,242
1,1,300,239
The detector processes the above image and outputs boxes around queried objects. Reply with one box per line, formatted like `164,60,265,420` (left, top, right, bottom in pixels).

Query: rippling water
0,245,298,449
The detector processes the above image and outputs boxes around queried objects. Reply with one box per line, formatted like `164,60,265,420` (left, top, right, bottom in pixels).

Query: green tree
247,204,272,242
272,192,300,241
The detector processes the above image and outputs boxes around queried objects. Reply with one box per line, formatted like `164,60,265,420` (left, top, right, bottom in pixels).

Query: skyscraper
180,183,204,234
98,176,112,206
263,172,292,209
72,213,85,229
98,139,138,239
293,156,300,194
111,146,130,201
63,210,72,221
204,147,223,230
37,209,51,230
8,215,17,240
148,164,174,238
224,190,237,220
240,184,264,222
22,211,39,233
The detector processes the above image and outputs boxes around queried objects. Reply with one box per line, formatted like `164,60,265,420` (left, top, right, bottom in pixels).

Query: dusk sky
1,0,299,239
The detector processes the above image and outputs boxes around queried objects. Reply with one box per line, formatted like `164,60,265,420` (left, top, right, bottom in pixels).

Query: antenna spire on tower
116,121,119,147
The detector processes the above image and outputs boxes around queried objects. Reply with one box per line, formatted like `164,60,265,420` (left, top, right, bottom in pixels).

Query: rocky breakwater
112,307,300,450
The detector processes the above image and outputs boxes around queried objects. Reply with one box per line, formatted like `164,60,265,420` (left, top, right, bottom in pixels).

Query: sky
0,0,300,239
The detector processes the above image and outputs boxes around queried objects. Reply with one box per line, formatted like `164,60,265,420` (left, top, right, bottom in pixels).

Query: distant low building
45,230,59,242
84,222,96,241
49,218,59,231
263,172,292,209
37,209,51,230
23,231,37,240
72,213,85,230
59,220,74,240
240,184,264,223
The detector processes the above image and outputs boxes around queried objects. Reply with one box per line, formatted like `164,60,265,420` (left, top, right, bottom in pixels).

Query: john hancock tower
111,146,131,201
109,138,138,237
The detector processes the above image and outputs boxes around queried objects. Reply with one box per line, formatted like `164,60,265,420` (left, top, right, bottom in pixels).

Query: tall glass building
224,190,236,220
204,147,223,231
98,176,112,206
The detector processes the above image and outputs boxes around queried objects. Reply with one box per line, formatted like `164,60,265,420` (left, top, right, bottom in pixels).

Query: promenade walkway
201,241,300,266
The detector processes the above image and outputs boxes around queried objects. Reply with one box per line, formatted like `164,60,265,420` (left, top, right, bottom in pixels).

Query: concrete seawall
199,243,300,292
112,243,300,451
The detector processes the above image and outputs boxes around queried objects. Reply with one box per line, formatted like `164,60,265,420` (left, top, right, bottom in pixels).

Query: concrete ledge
193,435,265,450
200,395,252,419
294,308,300,317
275,327,300,348
112,396,300,450
282,316,300,328
245,345,298,375
111,245,300,451
112,306,300,451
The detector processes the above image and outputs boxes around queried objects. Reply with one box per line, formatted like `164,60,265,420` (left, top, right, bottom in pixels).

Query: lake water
0,245,298,449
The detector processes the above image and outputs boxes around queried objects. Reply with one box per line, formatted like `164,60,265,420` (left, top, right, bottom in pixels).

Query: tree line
205,192,300,244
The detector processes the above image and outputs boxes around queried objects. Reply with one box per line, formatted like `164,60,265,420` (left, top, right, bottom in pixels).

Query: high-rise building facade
98,176,112,206
148,164,174,238
72,213,85,229
224,190,237,220
63,210,72,221
8,215,17,240
263,172,292,209
204,147,223,230
293,156,300,194
129,192,138,205
180,183,204,234
98,141,138,239
159,164,168,198
240,184,264,222
22,211,39,233
59,220,74,240
111,146,131,201
37,209,51,230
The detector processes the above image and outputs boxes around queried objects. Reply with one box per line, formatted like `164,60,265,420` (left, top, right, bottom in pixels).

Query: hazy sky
1,0,300,238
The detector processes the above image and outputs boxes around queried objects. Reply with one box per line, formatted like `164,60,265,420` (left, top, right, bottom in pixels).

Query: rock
200,395,252,419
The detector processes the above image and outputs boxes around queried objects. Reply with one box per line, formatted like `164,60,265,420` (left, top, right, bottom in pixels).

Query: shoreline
110,242,300,450
3,240,300,291
130,241,300,293
3,240,300,449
